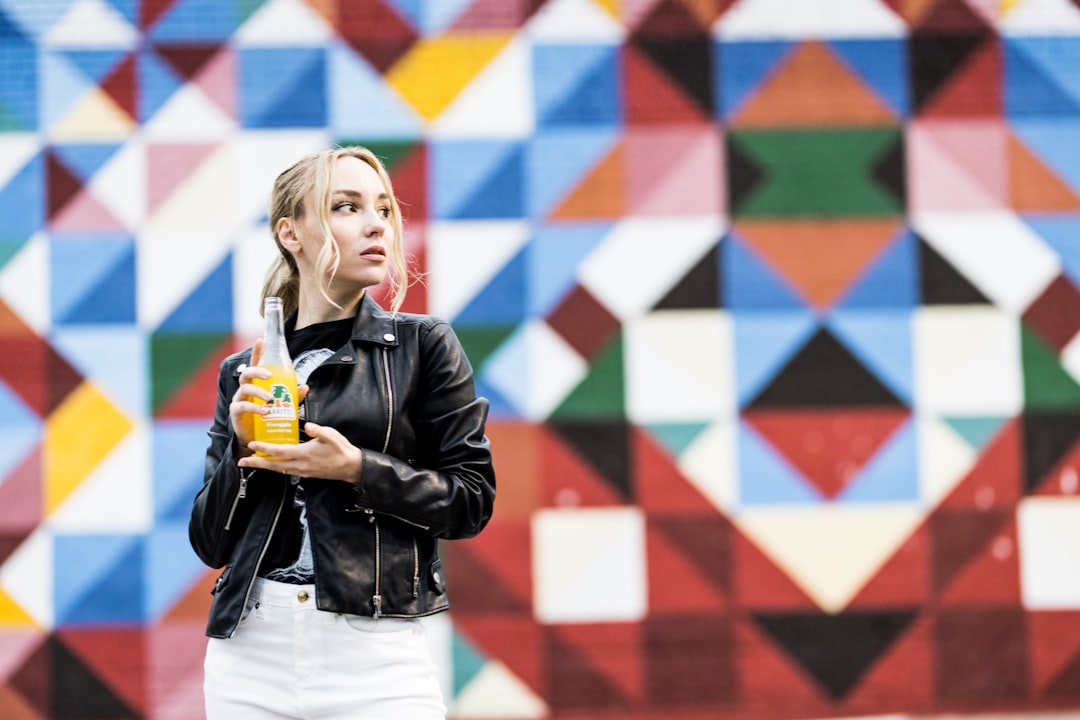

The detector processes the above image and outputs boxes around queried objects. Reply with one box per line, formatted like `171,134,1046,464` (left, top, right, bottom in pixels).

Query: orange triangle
732,41,896,127
482,422,541,520
0,685,42,720
549,141,625,220
883,0,940,23
736,219,903,309
744,407,909,498
1009,134,1080,211
162,567,217,622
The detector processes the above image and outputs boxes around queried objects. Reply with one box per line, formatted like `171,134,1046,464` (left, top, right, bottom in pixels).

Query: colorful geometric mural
4,0,1080,718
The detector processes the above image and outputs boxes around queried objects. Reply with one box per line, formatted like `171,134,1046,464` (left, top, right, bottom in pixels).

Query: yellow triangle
44,381,134,514
0,586,39,628
593,0,620,19
50,86,136,141
386,32,512,121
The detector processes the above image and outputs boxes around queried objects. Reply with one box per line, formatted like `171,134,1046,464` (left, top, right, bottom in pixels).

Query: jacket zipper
379,347,393,454
229,484,287,637
368,508,382,618
411,538,420,598
224,469,252,531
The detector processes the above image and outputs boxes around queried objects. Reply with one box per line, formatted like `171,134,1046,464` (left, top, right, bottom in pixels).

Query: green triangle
150,332,229,414
451,628,487,697
551,334,624,419
455,325,517,372
237,0,269,23
942,416,1008,451
1021,325,1080,410
646,422,710,456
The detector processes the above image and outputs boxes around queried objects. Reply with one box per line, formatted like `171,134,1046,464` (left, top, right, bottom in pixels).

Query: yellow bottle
253,296,299,456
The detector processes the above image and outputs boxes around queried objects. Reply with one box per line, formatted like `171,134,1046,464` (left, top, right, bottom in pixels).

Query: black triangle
909,33,986,113
549,420,632,500
1021,412,1080,493
51,636,139,720
654,242,722,310
871,134,906,208
918,236,991,305
753,610,917,699
631,35,713,114
727,136,765,213
748,328,904,408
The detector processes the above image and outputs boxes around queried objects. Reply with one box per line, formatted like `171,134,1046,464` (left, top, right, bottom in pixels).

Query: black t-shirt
258,317,354,584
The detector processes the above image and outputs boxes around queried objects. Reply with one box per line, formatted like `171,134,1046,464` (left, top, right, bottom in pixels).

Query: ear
276,217,302,253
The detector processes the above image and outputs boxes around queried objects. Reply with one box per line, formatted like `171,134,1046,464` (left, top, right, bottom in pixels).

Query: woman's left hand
238,422,364,486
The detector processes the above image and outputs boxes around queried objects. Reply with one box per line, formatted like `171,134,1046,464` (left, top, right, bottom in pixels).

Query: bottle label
263,383,297,420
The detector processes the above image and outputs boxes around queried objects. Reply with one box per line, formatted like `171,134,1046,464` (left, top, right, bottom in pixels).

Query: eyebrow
332,190,389,201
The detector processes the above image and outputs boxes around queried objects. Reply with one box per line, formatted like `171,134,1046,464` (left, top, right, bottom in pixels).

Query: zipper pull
373,594,382,619
413,576,420,598
238,474,248,499
366,508,375,524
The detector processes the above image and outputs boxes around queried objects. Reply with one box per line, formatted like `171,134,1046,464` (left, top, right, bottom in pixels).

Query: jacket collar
349,292,400,347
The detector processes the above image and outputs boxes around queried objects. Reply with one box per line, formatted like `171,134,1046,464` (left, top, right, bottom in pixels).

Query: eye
332,202,357,213
378,207,391,219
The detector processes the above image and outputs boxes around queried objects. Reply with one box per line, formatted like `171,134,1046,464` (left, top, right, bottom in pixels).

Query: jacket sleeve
188,354,252,568
355,321,496,540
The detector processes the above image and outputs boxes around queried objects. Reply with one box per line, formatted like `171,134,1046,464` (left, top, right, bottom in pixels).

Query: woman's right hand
229,338,272,457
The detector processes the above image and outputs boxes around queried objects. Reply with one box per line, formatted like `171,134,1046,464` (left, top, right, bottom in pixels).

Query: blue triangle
240,47,327,128
837,418,918,502
536,43,620,127
328,41,421,138
1011,120,1080,195
137,48,184,123
454,145,525,219
0,153,44,241
829,39,909,118
153,419,212,521
732,310,818,407
51,143,124,183
0,379,41,480
431,140,522,219
50,327,147,418
526,128,619,218
54,534,146,624
837,228,917,309
454,248,528,326
716,39,793,120
41,50,95,130
50,235,135,325
723,233,807,310
149,0,240,41
530,223,610,317
0,0,70,38
1005,37,1080,118
1025,216,1080,286
737,417,823,506
0,36,36,129
473,376,521,422
102,0,138,26
144,522,210,620
60,49,128,84
826,309,913,405
159,253,234,332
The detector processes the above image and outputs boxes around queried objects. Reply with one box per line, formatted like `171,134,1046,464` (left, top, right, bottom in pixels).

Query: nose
365,210,387,237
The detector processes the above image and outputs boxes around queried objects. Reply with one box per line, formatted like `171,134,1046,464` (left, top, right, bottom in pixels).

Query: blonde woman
189,146,496,719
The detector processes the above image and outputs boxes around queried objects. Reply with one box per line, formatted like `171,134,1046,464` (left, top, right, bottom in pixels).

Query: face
284,155,393,301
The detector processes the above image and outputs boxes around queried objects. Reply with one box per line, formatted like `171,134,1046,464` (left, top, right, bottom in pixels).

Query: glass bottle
252,296,299,454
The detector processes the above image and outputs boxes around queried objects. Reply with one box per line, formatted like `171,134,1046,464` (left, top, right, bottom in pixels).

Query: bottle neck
262,302,292,365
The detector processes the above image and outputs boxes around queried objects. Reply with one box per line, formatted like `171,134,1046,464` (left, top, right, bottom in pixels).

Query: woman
189,146,496,719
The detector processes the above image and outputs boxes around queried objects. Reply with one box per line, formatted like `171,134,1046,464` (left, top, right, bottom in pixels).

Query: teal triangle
452,628,488,697
943,416,1009,451
646,422,710,456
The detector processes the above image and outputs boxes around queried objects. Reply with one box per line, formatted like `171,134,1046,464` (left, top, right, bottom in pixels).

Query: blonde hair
261,146,409,316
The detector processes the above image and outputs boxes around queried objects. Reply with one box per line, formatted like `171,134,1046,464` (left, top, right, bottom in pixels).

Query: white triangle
46,421,152,534
453,660,548,719
1001,0,1080,34
913,211,1061,314
425,219,531,320
679,418,740,512
734,504,925,612
88,133,146,231
625,309,735,424
579,215,724,321
234,0,334,46
0,232,50,334
715,0,906,39
142,82,236,143
917,416,977,508
0,133,41,189
430,36,535,139
0,528,54,629
484,319,586,421
526,0,626,42
43,0,139,49
1019,497,1080,609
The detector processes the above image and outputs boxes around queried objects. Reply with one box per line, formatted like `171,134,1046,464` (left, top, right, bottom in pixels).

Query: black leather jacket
189,294,496,638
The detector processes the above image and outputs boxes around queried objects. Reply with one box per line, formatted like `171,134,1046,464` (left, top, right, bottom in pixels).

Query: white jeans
204,579,446,720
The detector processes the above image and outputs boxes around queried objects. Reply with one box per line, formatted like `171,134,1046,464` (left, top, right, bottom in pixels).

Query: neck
294,291,363,330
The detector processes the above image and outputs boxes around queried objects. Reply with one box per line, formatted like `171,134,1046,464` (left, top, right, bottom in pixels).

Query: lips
360,245,386,259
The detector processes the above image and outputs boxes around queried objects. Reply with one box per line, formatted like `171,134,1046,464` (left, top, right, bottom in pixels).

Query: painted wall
2,0,1080,718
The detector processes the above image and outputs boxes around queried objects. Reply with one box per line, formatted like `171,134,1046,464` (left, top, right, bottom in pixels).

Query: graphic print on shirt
261,347,335,584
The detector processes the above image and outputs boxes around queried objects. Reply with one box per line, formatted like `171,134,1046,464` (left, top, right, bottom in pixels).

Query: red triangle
154,43,221,82
743,408,910,499
100,53,137,119
849,522,931,608
337,0,418,73
154,336,238,419
0,447,42,535
540,426,626,508
1032,436,1080,497
56,628,147,715
45,152,83,220
736,619,831,715
549,142,625,221
844,613,935,710
919,38,1001,118
452,615,545,697
622,43,710,124
935,512,1021,606
938,418,1023,510
732,530,818,610
548,623,644,705
388,143,428,222
148,143,217,214
915,0,991,32
444,520,532,611
0,336,84,417
140,0,178,30
1029,611,1080,693
633,427,715,514
646,522,727,614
